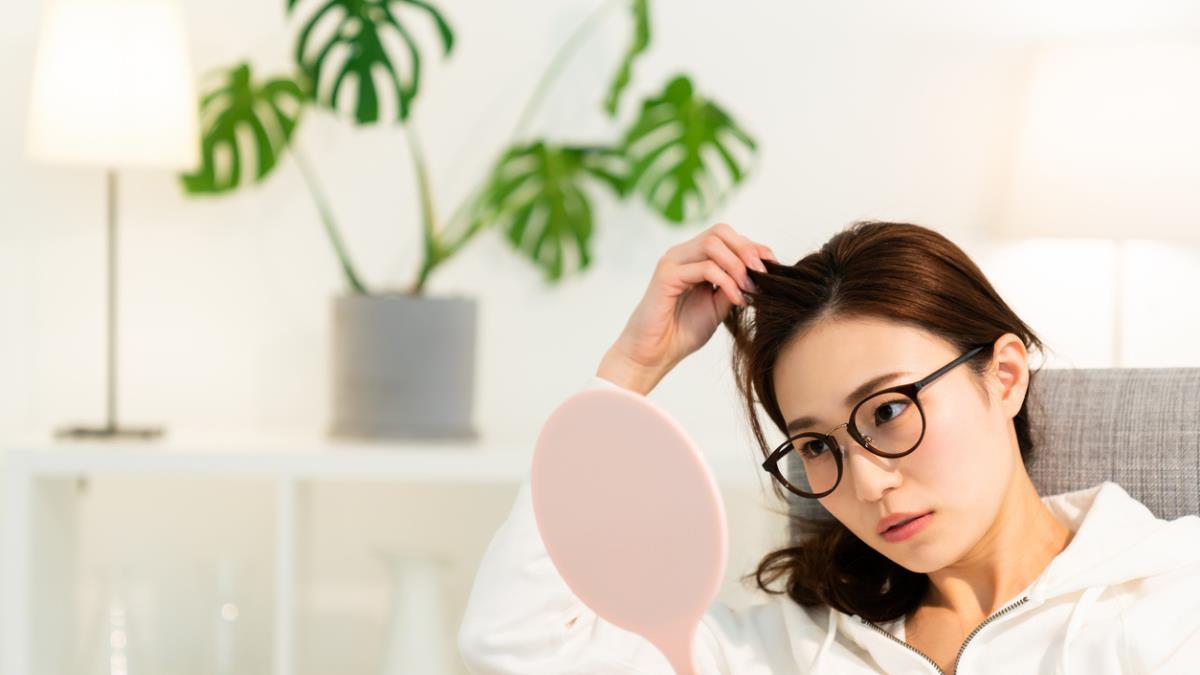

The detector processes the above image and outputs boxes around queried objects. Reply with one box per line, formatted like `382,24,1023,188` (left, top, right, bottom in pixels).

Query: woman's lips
881,512,933,542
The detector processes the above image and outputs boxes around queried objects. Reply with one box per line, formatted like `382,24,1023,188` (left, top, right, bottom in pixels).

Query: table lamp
25,0,199,439
994,40,1200,366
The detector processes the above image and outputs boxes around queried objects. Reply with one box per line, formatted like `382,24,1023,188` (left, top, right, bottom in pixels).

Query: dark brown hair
724,220,1046,624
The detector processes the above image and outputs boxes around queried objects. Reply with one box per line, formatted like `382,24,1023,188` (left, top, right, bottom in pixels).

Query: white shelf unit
0,434,766,675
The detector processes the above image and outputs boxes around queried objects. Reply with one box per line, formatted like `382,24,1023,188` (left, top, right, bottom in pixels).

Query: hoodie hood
796,480,1200,675
1030,480,1200,599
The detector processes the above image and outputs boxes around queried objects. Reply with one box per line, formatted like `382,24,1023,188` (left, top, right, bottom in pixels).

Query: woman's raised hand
597,223,777,395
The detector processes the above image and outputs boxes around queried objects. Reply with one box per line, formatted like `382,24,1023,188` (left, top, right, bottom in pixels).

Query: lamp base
55,424,163,440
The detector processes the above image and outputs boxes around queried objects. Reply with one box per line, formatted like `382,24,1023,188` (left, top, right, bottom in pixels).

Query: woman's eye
802,439,830,457
874,399,908,425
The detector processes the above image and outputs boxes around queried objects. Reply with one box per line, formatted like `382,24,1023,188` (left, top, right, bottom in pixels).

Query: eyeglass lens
785,390,922,496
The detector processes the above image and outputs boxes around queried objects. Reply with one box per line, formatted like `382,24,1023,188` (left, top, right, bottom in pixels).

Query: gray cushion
787,367,1200,530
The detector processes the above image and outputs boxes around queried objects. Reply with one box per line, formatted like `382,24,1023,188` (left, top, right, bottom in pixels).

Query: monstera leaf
602,0,651,117
288,0,454,124
621,74,757,223
472,141,627,281
181,63,306,194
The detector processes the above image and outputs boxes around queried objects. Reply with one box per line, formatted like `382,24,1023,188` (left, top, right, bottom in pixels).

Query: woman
457,221,1200,674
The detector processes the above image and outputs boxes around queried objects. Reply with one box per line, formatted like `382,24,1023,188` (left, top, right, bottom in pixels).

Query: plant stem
405,124,442,295
429,0,625,275
291,143,369,295
511,0,625,142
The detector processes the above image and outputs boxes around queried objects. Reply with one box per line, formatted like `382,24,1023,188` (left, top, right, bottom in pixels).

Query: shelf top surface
0,431,768,485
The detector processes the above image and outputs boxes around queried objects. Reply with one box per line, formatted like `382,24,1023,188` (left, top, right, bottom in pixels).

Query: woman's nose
838,430,903,500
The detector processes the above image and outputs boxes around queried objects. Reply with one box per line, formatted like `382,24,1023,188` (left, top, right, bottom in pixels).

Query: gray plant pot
329,292,478,441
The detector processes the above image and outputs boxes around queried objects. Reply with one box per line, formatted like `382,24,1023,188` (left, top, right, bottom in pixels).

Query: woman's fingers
665,223,772,292
675,259,746,306
710,223,769,275
701,233,757,292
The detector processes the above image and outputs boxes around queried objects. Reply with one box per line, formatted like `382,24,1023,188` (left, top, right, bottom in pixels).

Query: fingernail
752,259,767,273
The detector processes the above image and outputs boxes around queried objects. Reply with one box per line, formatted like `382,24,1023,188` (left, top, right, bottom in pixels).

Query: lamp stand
56,169,163,440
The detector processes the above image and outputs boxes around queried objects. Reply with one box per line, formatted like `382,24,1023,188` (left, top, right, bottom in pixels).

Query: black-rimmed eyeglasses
762,344,990,499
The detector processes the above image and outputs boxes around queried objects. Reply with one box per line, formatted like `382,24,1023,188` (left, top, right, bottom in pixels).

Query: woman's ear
989,333,1030,419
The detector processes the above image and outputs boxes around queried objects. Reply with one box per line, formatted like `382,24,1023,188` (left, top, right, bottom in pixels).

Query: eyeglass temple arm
913,344,987,392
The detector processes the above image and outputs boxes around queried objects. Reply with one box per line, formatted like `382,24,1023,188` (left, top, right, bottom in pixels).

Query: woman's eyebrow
785,371,908,434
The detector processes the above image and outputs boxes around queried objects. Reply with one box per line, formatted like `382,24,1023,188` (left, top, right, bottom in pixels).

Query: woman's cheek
937,400,1008,497
910,406,973,486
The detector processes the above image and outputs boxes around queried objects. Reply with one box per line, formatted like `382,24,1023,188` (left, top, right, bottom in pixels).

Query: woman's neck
919,471,1074,622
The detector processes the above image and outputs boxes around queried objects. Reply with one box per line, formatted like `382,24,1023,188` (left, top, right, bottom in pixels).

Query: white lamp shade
26,0,200,170
997,41,1200,241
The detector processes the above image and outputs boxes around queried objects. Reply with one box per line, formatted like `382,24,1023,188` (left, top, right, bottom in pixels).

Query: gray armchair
788,367,1200,527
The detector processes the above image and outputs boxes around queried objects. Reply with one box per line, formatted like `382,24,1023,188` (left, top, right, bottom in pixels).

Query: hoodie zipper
858,618,945,674
949,595,1031,673
859,594,1031,675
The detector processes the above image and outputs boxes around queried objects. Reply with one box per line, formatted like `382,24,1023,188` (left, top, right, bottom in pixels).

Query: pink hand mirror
530,383,728,675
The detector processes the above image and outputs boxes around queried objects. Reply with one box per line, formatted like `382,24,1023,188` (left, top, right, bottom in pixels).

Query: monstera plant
180,0,759,440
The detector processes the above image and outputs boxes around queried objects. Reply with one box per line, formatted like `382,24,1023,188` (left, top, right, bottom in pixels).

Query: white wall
4,0,1200,446
4,0,1200,673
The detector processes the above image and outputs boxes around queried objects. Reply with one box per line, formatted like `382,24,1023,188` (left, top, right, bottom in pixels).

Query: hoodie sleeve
456,374,732,674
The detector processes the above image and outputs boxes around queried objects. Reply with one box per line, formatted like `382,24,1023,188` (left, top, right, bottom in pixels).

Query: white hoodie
458,374,1200,674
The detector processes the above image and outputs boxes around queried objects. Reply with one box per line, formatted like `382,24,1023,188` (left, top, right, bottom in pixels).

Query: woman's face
771,315,1029,572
